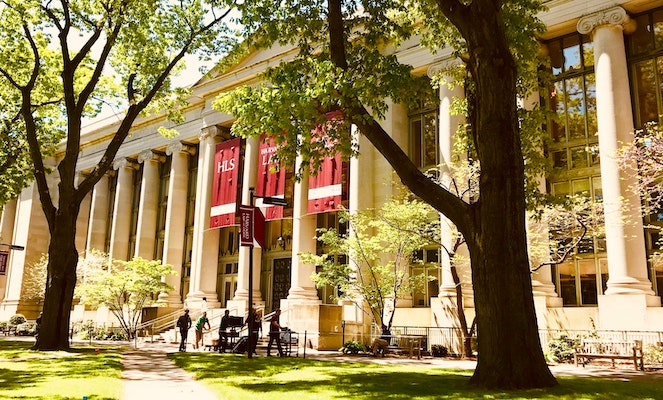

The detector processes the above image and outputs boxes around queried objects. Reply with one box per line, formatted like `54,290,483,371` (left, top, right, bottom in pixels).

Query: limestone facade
2,0,663,349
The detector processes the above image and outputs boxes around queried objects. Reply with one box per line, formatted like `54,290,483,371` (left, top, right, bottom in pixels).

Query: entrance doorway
272,258,291,310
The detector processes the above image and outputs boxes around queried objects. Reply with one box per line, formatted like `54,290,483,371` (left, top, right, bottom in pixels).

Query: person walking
267,309,284,357
194,311,211,350
176,309,192,352
218,309,230,352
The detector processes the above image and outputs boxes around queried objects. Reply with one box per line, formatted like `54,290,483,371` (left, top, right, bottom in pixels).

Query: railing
373,326,663,357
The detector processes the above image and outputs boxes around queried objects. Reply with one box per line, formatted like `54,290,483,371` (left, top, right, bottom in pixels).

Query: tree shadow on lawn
0,351,122,394
171,353,661,399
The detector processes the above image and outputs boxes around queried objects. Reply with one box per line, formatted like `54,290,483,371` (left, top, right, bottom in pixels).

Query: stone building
1,0,663,349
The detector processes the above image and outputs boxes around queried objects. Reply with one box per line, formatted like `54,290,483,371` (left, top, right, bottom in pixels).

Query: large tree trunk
459,2,557,389
33,206,79,351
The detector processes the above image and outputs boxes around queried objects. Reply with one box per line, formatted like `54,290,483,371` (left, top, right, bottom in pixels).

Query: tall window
628,7,663,296
545,33,606,306
409,95,439,170
411,248,440,307
628,8,663,128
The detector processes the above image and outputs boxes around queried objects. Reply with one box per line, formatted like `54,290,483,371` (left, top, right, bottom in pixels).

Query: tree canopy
0,0,236,351
216,0,557,389
76,256,174,339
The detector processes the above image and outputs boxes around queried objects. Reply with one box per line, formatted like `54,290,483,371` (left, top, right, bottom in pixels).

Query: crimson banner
256,133,286,220
308,112,343,214
210,137,241,228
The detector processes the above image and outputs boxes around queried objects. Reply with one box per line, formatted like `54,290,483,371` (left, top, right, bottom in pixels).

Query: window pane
423,113,438,167
552,150,568,169
558,262,578,306
631,14,652,55
566,76,587,140
592,177,602,201
655,10,663,50
563,35,582,71
570,146,589,169
572,178,590,197
549,40,564,75
411,119,423,167
585,73,597,137
581,35,594,68
552,181,570,197
549,81,567,142
633,60,659,127
579,260,598,305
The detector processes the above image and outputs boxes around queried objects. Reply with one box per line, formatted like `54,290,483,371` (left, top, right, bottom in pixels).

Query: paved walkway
121,344,217,400
121,341,663,400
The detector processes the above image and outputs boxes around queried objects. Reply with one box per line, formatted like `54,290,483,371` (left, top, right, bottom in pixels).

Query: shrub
644,344,663,365
546,334,580,363
341,340,366,355
9,314,26,326
16,322,37,336
431,344,448,357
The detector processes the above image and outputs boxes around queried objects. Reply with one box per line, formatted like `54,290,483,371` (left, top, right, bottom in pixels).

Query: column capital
199,125,220,142
577,6,631,35
112,157,138,171
137,149,165,164
166,141,196,156
427,57,462,79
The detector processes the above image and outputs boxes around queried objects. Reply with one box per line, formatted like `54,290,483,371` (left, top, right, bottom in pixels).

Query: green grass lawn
171,352,663,400
0,338,123,400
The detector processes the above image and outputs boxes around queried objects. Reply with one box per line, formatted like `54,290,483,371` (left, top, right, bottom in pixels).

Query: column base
287,286,320,301
185,291,221,309
157,293,183,308
279,299,342,350
605,277,656,297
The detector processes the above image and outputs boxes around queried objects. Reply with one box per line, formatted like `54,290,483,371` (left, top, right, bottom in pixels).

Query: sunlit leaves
303,198,437,329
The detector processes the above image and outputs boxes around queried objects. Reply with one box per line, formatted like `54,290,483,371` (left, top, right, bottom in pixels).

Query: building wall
2,0,663,344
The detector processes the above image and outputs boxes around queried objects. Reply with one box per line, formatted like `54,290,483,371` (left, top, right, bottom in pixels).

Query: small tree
529,195,605,273
303,198,435,333
75,257,174,339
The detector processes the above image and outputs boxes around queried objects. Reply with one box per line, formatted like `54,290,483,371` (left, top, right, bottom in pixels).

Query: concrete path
121,344,217,400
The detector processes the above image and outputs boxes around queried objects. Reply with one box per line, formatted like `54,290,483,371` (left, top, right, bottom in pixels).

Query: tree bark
33,205,79,350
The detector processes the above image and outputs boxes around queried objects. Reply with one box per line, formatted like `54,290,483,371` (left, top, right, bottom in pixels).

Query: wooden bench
384,335,426,359
574,339,644,371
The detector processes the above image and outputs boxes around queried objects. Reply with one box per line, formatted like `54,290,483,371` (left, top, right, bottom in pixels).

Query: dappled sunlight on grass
170,352,662,400
0,339,122,399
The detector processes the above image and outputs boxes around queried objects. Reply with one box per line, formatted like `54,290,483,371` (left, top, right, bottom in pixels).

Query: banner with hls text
256,133,286,220
210,137,241,228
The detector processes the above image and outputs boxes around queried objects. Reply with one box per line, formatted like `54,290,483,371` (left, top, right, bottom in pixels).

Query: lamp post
241,187,288,359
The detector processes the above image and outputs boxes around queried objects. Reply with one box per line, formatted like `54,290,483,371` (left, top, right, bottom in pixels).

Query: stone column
134,150,163,259
233,136,263,308
109,158,137,262
434,65,465,297
0,199,17,302
578,7,658,305
85,173,111,253
0,184,47,316
186,127,221,308
287,153,320,302
158,142,194,306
